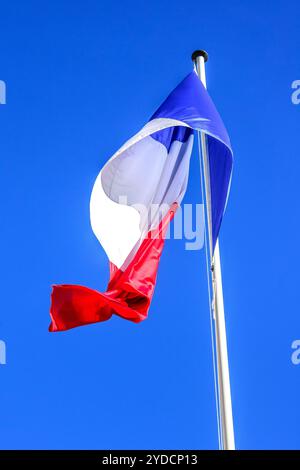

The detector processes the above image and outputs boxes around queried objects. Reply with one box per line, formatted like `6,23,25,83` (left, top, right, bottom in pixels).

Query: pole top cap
191,50,209,63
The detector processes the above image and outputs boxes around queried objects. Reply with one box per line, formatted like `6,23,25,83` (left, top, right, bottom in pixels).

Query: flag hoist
192,50,235,450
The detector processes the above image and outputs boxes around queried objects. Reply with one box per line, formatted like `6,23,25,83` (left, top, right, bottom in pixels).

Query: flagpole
192,50,235,450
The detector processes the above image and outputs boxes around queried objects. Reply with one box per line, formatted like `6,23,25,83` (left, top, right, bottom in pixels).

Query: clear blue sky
0,0,299,450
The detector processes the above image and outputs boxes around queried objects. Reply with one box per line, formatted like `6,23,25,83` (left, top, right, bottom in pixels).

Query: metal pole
192,50,235,450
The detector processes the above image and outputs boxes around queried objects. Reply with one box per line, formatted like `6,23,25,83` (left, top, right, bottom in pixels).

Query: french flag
49,71,233,332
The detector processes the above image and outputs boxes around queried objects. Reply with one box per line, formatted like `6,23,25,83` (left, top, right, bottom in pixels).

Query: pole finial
191,50,209,63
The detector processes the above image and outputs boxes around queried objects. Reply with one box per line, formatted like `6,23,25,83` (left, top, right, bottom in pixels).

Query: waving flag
49,71,233,332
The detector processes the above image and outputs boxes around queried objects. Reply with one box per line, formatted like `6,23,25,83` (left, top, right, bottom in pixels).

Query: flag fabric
49,71,233,332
